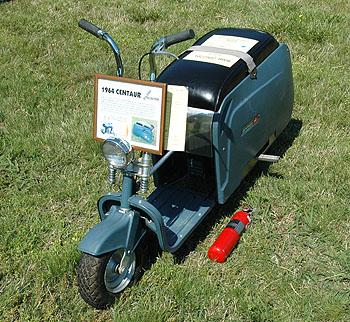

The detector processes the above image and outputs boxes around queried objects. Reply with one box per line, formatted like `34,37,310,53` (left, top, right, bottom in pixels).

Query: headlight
102,137,134,169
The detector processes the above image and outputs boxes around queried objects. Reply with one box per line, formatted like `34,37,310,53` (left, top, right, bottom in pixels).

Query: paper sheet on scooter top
183,35,258,67
164,85,188,151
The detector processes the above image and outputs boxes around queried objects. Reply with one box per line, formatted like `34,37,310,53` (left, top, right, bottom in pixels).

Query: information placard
94,74,167,155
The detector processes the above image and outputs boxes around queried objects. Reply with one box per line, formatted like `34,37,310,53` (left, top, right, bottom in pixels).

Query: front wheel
77,248,143,309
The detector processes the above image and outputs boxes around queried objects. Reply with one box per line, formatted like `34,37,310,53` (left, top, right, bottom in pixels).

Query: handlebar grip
78,19,103,38
163,29,195,48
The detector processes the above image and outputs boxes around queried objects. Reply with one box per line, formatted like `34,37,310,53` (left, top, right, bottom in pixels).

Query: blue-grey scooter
76,19,293,309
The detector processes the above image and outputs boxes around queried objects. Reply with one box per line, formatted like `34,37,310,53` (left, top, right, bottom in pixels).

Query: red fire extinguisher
208,206,254,263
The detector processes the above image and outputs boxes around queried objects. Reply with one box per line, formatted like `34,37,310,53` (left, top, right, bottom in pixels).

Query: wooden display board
94,74,167,155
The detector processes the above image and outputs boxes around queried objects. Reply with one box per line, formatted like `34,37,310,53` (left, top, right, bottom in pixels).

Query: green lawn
1,0,349,321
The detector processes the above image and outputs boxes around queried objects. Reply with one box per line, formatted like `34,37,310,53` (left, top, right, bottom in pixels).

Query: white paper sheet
184,35,258,67
164,85,188,151
202,35,258,53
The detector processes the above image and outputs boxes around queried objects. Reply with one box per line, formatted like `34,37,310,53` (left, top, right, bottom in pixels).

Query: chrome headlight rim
102,137,134,169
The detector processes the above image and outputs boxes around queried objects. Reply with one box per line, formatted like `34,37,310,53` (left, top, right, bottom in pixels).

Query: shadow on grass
173,118,302,263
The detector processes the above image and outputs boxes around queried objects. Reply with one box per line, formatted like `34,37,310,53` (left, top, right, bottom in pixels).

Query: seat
157,28,279,111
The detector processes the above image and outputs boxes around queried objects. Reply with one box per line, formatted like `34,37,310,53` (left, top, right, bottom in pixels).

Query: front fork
117,206,140,274
109,153,151,272
120,173,134,210
78,159,148,257
115,172,138,273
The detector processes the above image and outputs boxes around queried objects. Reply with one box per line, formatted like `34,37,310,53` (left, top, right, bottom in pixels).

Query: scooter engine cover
157,28,278,111
154,28,293,204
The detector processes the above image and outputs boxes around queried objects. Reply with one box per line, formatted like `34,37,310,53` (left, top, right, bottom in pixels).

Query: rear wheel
77,247,144,309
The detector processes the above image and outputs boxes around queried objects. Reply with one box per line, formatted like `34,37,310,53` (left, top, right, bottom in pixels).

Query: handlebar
78,18,195,80
163,29,195,48
78,19,103,38
78,18,124,76
148,29,195,81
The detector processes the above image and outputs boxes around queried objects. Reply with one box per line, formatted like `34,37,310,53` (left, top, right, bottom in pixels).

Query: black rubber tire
77,235,153,309
77,252,116,309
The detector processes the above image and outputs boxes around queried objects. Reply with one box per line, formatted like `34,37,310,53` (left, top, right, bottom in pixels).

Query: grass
1,0,349,321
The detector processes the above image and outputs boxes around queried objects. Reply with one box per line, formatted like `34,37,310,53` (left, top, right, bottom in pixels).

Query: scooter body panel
97,192,122,220
134,186,215,252
213,44,294,204
93,189,215,254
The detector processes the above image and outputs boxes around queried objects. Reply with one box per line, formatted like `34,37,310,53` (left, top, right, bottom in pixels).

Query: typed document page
164,85,188,151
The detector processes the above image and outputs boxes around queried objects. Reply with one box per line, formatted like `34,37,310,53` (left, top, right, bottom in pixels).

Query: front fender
78,206,141,256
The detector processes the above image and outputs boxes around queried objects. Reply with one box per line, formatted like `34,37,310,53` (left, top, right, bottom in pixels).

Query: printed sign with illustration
94,74,167,155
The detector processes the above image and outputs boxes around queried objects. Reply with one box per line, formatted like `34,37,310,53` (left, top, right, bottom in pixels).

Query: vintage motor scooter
76,19,294,309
